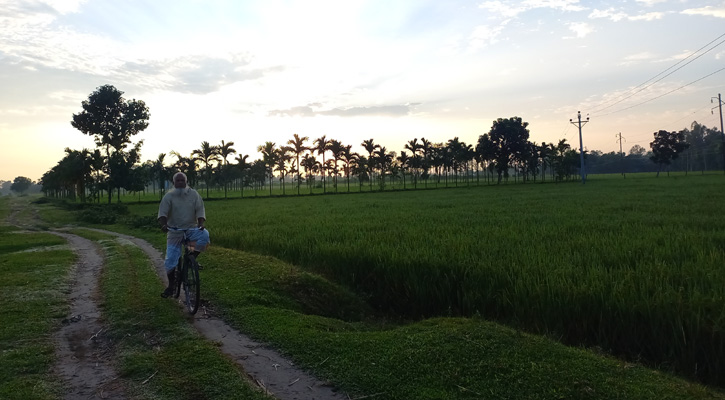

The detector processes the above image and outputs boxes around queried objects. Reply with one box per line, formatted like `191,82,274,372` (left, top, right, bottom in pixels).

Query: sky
1,0,724,182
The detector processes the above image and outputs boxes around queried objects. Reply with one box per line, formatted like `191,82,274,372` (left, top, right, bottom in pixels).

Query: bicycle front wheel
183,256,201,315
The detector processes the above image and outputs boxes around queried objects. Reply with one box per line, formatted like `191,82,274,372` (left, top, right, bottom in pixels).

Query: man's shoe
161,270,176,298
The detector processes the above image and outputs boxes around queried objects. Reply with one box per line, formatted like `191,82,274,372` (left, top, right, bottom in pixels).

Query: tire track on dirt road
50,231,127,400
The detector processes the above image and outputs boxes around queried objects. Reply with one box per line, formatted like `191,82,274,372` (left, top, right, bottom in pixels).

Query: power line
595,66,725,117
589,32,725,115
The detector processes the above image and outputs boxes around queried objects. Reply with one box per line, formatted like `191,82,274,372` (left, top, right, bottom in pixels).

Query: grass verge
0,224,73,399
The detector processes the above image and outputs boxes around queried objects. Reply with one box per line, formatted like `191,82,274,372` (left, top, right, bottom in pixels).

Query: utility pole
616,132,626,178
712,93,724,174
570,111,589,184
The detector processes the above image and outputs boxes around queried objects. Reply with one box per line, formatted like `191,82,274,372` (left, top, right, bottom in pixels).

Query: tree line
39,84,723,202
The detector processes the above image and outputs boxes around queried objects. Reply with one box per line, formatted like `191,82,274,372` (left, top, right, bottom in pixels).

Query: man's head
173,172,188,189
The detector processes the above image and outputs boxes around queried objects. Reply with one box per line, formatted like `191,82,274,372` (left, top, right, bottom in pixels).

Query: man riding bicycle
158,172,210,298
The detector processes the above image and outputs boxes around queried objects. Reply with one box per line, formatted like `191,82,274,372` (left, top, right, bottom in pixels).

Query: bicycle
168,227,202,315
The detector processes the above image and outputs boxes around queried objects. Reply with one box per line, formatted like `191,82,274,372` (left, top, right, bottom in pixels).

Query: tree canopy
488,117,531,183
10,176,32,194
71,84,150,202
650,130,689,177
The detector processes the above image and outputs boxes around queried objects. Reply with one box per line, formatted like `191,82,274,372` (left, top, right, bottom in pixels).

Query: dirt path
50,231,127,400
92,229,345,399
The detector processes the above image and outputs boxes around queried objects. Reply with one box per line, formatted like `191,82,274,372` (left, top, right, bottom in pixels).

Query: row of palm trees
146,133,582,200
41,123,584,201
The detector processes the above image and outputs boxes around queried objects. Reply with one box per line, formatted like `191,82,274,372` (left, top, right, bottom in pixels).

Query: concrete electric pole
712,93,724,174
570,111,589,184
616,132,626,178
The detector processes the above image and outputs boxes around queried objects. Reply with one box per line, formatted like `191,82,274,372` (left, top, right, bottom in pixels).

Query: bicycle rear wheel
182,255,201,314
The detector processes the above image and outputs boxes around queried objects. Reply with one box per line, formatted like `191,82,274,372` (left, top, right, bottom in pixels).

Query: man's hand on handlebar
158,216,169,233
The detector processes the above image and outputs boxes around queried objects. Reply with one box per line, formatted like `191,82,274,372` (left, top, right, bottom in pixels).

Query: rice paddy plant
125,174,725,385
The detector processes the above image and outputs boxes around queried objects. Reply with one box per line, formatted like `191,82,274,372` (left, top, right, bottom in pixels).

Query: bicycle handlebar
167,226,203,231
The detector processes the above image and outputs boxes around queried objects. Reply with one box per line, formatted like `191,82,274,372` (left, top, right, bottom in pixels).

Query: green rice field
120,173,725,386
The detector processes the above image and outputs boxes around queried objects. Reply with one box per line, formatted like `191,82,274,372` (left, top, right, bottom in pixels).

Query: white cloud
468,23,507,51
629,12,664,21
635,0,666,7
39,0,87,14
618,52,657,66
682,6,725,18
479,0,585,17
589,8,628,21
589,8,664,21
478,1,526,17
567,22,594,38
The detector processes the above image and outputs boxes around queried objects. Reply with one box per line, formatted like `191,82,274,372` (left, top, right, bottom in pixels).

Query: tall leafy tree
650,130,689,177
488,116,530,184
10,176,32,194
71,84,150,203
476,134,495,184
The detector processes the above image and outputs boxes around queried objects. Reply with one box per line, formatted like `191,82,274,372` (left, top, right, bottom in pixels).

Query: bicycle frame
168,227,202,315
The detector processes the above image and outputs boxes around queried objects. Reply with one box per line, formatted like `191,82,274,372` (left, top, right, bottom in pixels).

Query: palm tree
446,137,463,186
351,155,368,191
275,146,293,195
373,146,394,190
257,142,278,196
219,140,237,165
313,135,330,193
235,154,250,197
420,137,432,187
396,151,410,189
405,138,421,188
216,141,237,198
170,150,198,187
192,141,221,199
328,139,345,192
340,145,357,192
361,139,380,191
288,133,309,195
152,153,168,199
301,154,320,193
